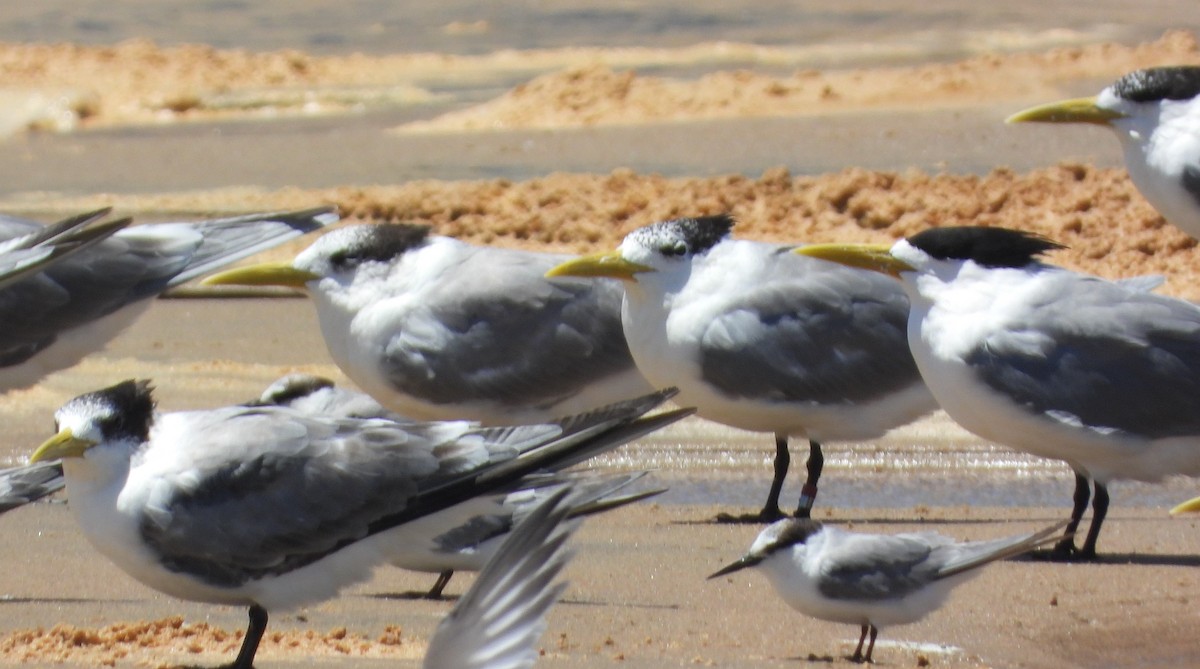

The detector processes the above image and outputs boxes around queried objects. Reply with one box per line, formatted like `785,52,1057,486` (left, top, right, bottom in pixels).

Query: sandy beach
1,3,1199,667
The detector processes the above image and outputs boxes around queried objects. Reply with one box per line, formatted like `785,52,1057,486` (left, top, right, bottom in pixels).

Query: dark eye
661,241,688,257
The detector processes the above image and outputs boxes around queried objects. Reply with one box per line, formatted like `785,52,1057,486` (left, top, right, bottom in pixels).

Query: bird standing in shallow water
798,226,1200,560
202,223,654,426
709,518,1062,663
547,215,935,522
30,380,686,668
1008,66,1200,240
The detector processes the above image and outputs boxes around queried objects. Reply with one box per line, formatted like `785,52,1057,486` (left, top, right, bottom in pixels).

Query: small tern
709,518,1063,663
0,207,337,392
29,380,687,669
797,226,1200,559
202,223,655,425
546,215,936,522
423,487,578,669
1007,66,1200,239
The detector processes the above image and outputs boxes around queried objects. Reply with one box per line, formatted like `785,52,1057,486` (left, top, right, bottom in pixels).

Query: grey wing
383,248,642,410
0,210,127,291
138,407,557,588
163,207,339,286
817,532,941,602
0,227,199,368
0,461,64,513
966,275,1200,439
424,488,576,669
700,252,921,405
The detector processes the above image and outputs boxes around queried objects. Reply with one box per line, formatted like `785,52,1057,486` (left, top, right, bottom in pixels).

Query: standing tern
1007,66,1200,239
29,380,686,669
201,223,655,425
546,215,936,522
0,207,337,392
797,226,1200,559
423,486,578,669
709,518,1063,663
250,374,663,597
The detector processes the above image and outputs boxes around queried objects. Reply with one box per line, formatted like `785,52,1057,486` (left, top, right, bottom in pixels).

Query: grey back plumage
699,246,921,405
965,273,1200,439
382,246,640,410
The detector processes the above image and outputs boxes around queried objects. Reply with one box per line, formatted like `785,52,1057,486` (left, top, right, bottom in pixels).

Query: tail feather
935,521,1069,580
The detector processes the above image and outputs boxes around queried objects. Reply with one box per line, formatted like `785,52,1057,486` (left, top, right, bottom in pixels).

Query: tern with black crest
29,380,687,668
1008,66,1200,239
547,215,935,521
798,226,1200,559
203,223,654,425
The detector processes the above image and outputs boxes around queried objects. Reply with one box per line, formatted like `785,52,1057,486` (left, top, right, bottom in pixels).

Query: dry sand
0,25,1198,669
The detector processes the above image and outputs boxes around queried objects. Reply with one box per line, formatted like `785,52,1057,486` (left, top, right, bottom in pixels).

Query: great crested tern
1007,66,1200,239
546,215,936,522
709,518,1062,663
30,380,686,669
201,223,655,425
798,226,1200,559
0,461,65,513
0,207,338,392
423,487,578,669
250,374,661,598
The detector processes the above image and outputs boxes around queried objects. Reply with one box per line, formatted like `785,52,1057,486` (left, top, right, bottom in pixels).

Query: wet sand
0,7,1199,668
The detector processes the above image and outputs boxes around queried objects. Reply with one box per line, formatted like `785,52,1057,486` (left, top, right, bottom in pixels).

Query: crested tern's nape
0,207,337,393
547,215,935,523
31,379,688,668
798,225,1200,560
709,518,1063,663
1008,66,1200,240
202,223,655,426
423,486,579,669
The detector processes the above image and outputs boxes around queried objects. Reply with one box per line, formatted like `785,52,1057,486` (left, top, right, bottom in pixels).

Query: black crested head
1112,66,1200,103
761,518,824,555
628,215,735,258
322,223,432,270
63,379,156,443
906,227,1064,268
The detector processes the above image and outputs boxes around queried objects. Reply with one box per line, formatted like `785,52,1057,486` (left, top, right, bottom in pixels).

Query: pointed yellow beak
1006,97,1126,125
794,243,914,278
545,252,654,282
1170,496,1200,515
30,429,96,463
201,262,320,288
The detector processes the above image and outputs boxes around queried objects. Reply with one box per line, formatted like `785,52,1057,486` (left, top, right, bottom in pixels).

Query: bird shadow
363,591,460,602
1010,551,1200,567
673,513,1068,527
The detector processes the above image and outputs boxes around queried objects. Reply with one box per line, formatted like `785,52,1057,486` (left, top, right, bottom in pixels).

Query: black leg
715,434,789,523
761,433,789,519
1054,472,1090,556
795,440,823,518
228,604,268,669
864,625,878,663
426,570,454,599
1079,482,1109,560
851,624,868,662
